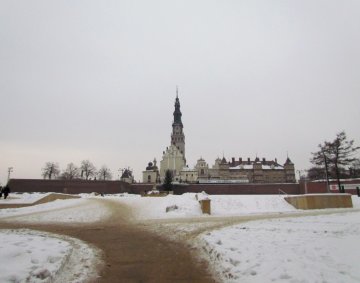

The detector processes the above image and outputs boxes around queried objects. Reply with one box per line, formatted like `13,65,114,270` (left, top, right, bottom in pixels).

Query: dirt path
0,199,215,283
139,208,360,242
1,199,358,282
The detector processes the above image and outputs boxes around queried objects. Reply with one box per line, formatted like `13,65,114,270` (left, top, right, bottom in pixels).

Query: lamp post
297,169,308,194
118,168,123,180
7,167,13,182
296,170,302,183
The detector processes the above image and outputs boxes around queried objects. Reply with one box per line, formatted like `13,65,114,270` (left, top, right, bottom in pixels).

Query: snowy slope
113,193,298,220
0,198,111,223
196,211,360,283
0,229,102,283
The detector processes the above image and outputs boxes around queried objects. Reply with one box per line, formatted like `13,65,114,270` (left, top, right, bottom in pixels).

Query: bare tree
61,163,80,180
41,162,60,179
307,166,327,181
98,165,112,180
310,131,360,192
80,160,97,180
349,159,360,178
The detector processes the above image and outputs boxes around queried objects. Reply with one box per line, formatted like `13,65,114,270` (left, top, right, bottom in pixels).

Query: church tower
171,87,186,160
159,88,186,181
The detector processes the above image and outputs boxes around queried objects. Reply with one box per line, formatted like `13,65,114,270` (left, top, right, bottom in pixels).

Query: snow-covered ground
111,193,300,219
2,192,360,221
0,193,111,223
0,193,299,221
1,192,50,204
0,229,102,283
197,211,360,283
1,193,360,283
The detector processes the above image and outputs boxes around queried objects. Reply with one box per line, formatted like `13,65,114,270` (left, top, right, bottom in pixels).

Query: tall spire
171,87,185,158
173,88,182,126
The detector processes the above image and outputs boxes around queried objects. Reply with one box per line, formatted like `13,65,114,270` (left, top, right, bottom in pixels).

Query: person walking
3,185,10,199
0,186,3,199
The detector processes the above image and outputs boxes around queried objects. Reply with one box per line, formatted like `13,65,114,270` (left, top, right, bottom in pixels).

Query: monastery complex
143,91,296,184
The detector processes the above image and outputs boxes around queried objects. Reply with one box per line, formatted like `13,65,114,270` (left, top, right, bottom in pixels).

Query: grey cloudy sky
1,0,359,183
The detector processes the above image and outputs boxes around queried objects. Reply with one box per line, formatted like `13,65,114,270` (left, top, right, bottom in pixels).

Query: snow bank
0,229,102,283
211,195,296,215
197,211,360,283
115,193,203,219
113,194,297,220
1,193,359,223
2,192,50,204
0,198,111,223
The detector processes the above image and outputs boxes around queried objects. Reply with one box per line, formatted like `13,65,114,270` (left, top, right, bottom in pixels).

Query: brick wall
9,179,360,195
171,183,300,195
131,183,300,195
8,179,300,195
8,179,131,194
299,179,360,194
128,184,154,194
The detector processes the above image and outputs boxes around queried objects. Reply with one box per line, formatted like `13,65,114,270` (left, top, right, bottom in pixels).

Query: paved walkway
1,198,358,282
0,199,215,283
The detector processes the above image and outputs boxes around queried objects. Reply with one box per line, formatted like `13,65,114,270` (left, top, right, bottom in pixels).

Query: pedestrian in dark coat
0,186,3,198
3,185,10,199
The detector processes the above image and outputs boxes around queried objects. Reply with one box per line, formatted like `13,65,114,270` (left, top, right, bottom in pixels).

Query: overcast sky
1,0,359,183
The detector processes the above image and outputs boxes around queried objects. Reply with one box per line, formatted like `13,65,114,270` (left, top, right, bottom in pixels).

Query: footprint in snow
229,258,240,266
279,273,291,280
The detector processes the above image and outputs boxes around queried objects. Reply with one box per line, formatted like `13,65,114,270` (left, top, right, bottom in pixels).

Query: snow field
1,192,50,204
196,211,360,283
0,229,102,283
3,193,359,222
210,194,296,215
1,193,360,283
112,193,298,220
114,193,202,219
0,197,111,223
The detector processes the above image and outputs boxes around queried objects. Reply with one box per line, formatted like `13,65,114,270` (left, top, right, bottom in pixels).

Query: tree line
308,131,360,192
41,160,113,181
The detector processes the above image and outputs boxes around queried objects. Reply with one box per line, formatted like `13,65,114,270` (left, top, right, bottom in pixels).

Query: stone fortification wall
299,179,360,194
171,183,300,195
129,183,300,195
8,179,131,194
129,184,154,194
17,179,360,195
8,179,300,195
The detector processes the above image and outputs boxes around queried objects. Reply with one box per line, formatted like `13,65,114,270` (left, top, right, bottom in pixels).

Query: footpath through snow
1,193,360,283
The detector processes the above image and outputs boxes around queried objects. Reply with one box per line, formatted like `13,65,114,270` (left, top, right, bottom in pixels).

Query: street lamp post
118,168,122,180
297,169,308,194
296,170,302,183
7,167,13,182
